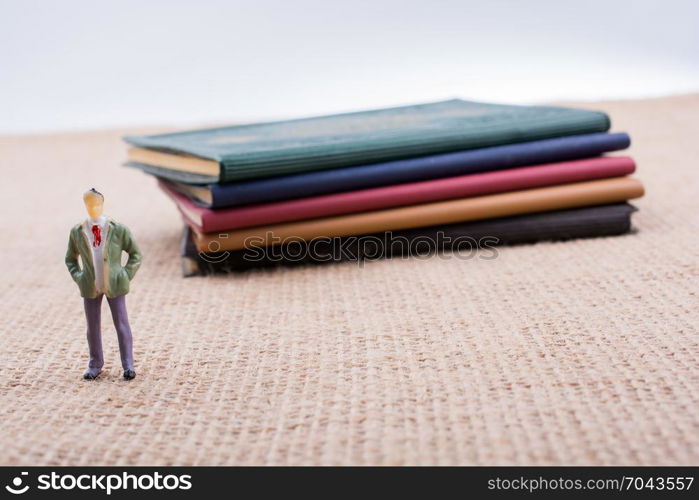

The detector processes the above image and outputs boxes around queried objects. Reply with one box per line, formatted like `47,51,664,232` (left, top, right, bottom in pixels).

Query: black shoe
123,369,136,380
83,369,101,380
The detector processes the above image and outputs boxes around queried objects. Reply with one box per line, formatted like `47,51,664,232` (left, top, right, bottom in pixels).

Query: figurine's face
84,194,104,219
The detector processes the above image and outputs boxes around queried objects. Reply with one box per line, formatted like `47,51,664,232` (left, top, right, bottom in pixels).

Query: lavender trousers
84,294,134,371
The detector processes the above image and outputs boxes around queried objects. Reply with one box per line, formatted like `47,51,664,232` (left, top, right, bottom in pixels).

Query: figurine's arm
122,226,142,280
65,231,82,280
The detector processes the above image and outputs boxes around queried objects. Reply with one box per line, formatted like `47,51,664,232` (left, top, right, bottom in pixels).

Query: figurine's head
83,188,104,220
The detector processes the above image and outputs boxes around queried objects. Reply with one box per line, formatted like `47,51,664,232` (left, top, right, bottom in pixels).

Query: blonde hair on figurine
83,188,104,219
83,188,104,202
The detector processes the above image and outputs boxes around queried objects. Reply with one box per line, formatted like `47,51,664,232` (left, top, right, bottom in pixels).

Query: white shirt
82,216,108,294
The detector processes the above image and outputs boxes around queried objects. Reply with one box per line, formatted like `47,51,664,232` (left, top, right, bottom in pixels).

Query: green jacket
65,219,142,298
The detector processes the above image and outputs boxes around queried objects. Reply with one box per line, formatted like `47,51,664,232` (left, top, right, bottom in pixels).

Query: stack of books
123,99,644,275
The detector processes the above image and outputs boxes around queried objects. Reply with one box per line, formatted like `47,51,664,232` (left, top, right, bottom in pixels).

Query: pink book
159,156,635,233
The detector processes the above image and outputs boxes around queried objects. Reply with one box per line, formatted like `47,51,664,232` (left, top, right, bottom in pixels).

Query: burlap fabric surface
1,95,697,465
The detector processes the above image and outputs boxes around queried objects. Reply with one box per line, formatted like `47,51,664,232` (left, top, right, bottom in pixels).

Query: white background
1,0,697,134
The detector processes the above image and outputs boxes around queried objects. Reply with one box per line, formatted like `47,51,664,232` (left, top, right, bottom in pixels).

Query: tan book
191,177,644,252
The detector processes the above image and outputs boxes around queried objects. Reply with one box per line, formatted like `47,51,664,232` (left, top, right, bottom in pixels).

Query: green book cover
124,99,610,183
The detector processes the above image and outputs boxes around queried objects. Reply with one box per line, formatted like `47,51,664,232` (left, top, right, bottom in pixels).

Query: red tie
92,225,101,247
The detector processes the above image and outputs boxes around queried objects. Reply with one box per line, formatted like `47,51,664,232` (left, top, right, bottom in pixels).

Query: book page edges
127,148,219,176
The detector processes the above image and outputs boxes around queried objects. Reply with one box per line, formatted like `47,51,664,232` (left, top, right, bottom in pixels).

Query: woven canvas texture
0,95,697,465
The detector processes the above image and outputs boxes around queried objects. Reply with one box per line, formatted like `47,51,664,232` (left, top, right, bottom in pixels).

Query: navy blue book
131,132,630,208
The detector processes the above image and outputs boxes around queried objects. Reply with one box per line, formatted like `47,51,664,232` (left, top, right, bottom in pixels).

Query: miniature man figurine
65,189,142,380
